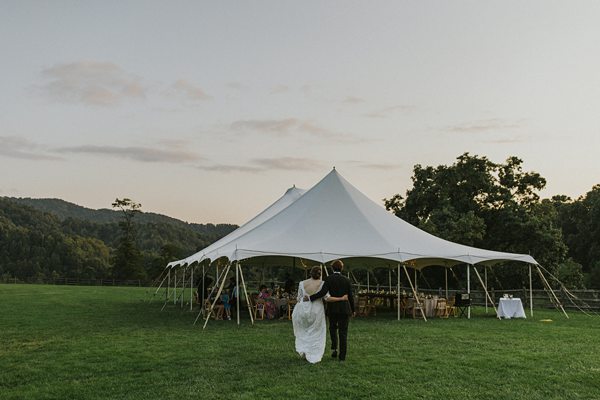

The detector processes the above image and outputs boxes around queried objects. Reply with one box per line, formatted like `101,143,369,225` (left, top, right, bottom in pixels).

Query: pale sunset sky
2,1,599,224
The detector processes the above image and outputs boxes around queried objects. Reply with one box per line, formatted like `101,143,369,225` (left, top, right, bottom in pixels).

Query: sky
2,1,600,224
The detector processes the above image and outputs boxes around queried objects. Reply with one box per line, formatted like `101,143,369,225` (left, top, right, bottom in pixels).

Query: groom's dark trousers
310,271,355,361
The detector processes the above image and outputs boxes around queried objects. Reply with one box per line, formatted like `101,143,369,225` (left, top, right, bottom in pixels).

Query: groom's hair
331,260,344,272
310,266,321,279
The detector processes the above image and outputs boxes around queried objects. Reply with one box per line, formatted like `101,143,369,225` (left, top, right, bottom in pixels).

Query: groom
308,259,355,361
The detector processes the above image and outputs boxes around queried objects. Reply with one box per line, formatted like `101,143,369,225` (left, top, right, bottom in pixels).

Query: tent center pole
236,261,240,325
529,265,533,317
467,264,471,319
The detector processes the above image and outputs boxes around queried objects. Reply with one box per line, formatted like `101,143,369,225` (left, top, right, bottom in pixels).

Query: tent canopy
169,169,537,270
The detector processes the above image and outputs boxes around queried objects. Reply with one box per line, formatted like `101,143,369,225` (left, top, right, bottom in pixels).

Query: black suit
310,272,355,360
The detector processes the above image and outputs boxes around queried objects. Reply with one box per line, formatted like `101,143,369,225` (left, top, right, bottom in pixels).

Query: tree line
384,153,600,289
1,153,599,289
0,197,236,282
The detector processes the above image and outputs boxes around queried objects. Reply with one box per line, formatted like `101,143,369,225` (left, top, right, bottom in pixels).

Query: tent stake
203,262,232,329
238,262,255,325
472,266,498,317
403,264,426,322
536,266,569,319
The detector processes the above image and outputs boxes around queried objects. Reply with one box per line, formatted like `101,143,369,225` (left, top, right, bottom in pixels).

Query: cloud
444,119,522,133
364,105,416,118
347,160,403,170
230,118,367,143
269,84,290,95
57,145,202,163
39,61,146,106
197,157,324,173
171,79,211,101
0,136,62,161
231,118,298,136
483,137,525,144
342,96,365,104
226,82,247,91
253,157,324,171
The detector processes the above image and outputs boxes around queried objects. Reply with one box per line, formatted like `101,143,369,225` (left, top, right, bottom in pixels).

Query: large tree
384,153,568,288
111,198,145,280
553,185,600,288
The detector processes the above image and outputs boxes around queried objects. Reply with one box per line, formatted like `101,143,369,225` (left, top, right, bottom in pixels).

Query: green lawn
1,284,599,400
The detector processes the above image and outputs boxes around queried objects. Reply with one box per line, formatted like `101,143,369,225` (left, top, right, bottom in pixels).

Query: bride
292,266,347,364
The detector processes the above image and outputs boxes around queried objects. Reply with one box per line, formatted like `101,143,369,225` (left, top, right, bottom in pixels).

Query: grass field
1,284,599,400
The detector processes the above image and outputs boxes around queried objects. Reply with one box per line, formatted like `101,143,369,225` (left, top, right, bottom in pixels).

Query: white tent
170,168,537,269
161,169,564,326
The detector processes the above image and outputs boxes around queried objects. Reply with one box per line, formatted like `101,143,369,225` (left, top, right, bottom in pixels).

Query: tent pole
367,270,370,292
536,266,569,319
201,265,205,317
173,269,177,304
190,265,194,311
467,264,471,319
414,269,417,292
238,262,254,325
403,264,427,322
236,261,240,326
472,266,498,317
167,269,170,301
484,266,488,313
154,271,168,296
202,263,232,329
445,268,448,299
181,266,186,308
323,264,329,277
397,264,400,321
389,269,392,292
529,264,533,317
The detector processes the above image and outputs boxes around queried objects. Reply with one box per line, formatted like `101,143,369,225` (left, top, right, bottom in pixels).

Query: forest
1,154,599,288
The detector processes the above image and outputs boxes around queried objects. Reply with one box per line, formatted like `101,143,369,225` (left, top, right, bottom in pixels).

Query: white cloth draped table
497,298,526,319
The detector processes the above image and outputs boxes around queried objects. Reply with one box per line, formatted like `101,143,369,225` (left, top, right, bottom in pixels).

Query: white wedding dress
292,280,326,364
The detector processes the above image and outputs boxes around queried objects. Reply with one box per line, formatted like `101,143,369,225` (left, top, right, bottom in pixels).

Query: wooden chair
445,298,457,317
367,298,377,317
287,299,297,320
254,298,266,320
435,298,448,318
410,298,425,319
357,296,368,316
357,296,377,317
203,299,217,319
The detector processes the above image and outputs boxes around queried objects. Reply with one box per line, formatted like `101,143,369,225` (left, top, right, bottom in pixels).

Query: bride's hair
310,266,321,280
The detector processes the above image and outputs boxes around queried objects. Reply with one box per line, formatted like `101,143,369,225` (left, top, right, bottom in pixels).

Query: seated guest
221,292,231,320
258,285,276,319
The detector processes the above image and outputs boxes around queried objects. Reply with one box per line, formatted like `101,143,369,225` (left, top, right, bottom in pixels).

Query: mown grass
1,284,599,400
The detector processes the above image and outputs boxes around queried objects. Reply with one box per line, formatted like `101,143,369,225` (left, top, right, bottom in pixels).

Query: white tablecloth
497,298,526,319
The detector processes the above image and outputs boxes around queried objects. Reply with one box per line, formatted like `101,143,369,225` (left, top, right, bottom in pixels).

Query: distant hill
0,197,238,281
8,197,236,237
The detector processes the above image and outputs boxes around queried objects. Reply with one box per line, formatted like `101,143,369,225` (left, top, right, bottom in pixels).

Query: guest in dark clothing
198,276,213,300
309,260,355,361
284,274,295,295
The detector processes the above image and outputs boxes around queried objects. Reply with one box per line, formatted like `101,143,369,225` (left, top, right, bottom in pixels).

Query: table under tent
156,169,569,328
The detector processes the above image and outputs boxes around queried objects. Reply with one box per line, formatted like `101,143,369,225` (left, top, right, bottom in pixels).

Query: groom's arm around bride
308,260,355,361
